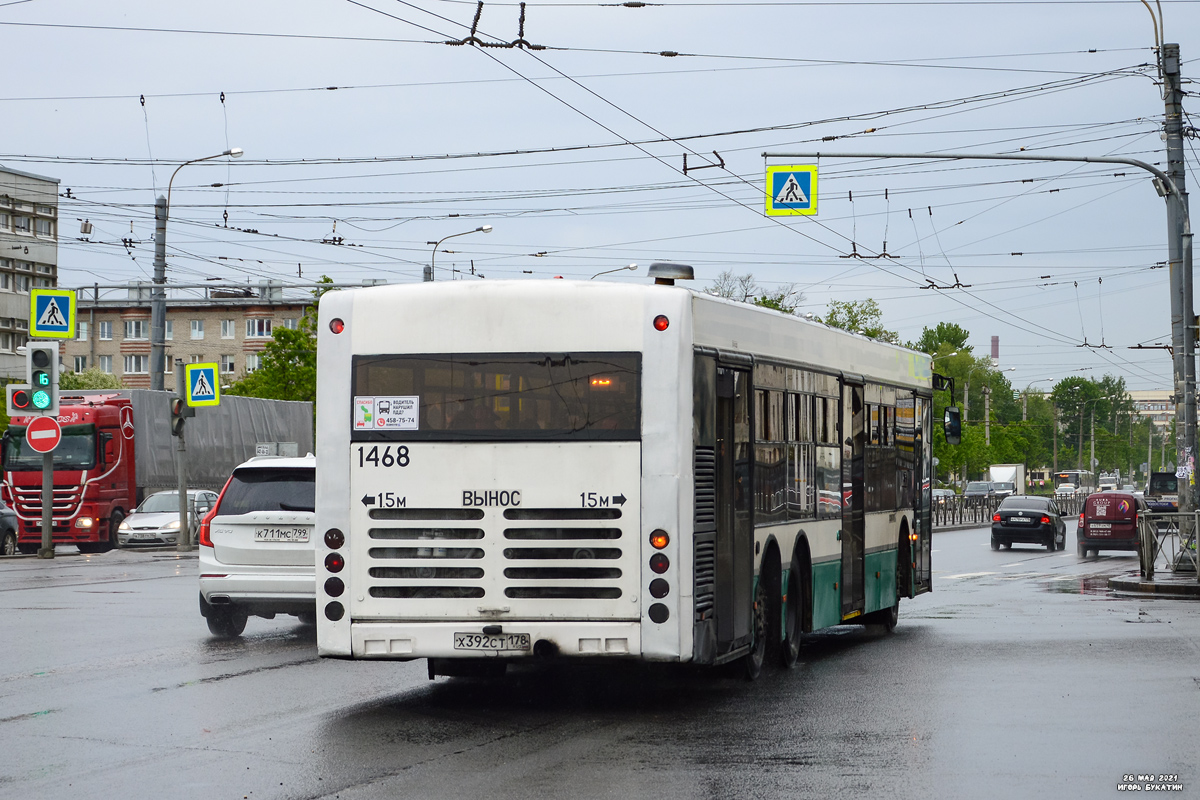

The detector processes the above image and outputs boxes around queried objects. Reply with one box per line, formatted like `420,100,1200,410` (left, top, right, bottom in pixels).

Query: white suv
198,454,316,637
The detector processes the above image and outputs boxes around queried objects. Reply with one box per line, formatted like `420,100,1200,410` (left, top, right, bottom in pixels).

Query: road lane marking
941,572,998,580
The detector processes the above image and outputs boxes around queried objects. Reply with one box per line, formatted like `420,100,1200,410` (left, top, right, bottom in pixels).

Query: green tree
909,322,972,355
60,368,125,391
820,299,899,344
225,277,334,404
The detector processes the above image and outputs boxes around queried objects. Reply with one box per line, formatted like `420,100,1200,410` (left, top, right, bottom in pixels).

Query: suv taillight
199,475,233,548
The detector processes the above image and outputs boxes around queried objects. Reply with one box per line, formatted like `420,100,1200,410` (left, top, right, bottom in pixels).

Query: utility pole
175,359,190,551
1022,391,1027,422
984,386,992,446
1162,42,1196,513
1077,408,1084,472
1091,410,1096,476
1053,405,1059,474
150,195,167,392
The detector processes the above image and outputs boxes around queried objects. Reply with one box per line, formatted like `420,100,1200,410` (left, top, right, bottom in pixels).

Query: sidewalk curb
1109,573,1200,598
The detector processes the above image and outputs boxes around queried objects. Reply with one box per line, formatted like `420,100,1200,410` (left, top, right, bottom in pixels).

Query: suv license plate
254,527,310,543
453,633,531,652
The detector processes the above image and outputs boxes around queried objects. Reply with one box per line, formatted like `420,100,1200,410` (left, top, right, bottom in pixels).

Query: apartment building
64,282,312,392
1128,389,1175,432
0,166,59,378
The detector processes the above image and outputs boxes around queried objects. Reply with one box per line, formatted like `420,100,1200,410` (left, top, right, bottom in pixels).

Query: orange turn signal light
650,530,669,549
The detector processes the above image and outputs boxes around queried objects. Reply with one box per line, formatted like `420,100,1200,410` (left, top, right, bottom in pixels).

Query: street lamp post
150,147,244,392
424,225,492,282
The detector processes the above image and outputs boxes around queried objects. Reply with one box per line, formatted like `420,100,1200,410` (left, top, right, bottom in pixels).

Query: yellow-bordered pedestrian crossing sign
30,289,76,338
765,165,818,216
185,362,220,407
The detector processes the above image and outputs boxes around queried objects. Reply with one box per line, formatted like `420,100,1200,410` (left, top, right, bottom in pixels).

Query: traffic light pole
39,452,52,559
175,359,191,551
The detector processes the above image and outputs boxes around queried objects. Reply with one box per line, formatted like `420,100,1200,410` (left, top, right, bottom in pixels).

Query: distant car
1145,472,1179,512
117,489,219,548
0,500,19,556
991,495,1067,551
932,488,956,505
992,481,1016,498
1077,491,1145,557
963,481,996,500
198,454,316,638
1054,483,1077,499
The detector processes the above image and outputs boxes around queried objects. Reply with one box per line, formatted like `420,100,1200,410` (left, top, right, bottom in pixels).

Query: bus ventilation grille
694,447,716,531
363,512,629,603
694,533,716,615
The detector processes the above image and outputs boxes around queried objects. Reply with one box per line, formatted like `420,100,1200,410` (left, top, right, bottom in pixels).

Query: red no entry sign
26,415,62,453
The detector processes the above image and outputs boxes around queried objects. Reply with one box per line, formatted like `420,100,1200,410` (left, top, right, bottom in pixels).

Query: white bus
315,276,935,678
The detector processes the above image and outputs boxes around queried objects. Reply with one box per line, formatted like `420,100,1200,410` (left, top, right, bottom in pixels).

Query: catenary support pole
175,359,190,551
1162,43,1195,514
150,195,167,392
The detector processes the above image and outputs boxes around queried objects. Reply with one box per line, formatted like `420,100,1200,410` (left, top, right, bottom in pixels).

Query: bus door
714,365,753,653
912,395,933,593
840,378,866,618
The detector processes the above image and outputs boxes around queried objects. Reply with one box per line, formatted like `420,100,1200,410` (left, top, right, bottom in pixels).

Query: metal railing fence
1137,512,1199,580
931,493,1079,529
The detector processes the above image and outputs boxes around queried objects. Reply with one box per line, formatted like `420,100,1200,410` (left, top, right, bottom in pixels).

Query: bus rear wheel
781,566,804,669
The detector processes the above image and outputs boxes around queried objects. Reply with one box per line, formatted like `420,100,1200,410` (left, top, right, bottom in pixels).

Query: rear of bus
314,281,691,669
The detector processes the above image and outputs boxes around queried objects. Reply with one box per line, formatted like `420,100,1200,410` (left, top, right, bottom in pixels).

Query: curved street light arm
427,225,492,282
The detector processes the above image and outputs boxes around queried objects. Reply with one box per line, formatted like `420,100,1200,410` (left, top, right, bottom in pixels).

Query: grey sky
3,0,1197,389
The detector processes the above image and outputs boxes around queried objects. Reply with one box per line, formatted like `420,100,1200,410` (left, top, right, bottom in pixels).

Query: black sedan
991,495,1067,551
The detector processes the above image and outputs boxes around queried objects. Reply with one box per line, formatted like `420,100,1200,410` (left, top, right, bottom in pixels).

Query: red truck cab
1,394,136,553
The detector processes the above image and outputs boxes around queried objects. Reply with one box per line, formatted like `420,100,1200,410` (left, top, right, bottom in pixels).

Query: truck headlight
75,517,94,529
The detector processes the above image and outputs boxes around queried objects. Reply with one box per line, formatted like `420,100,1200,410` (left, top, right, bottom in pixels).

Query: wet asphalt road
1,523,1197,800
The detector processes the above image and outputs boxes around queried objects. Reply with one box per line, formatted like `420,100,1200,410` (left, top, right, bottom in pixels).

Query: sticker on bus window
354,395,418,430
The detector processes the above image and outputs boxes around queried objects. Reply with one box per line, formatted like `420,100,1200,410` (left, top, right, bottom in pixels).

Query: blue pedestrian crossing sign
765,165,818,216
29,289,76,338
184,362,220,407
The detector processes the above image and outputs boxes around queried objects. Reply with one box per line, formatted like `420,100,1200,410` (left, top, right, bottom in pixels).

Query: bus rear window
352,352,640,441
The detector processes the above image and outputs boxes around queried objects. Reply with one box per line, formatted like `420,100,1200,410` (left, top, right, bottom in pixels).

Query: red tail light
992,513,1001,522
1079,513,1084,526
199,474,233,548
1040,515,1051,525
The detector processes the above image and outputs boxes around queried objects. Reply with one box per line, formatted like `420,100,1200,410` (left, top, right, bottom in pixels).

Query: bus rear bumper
348,620,644,660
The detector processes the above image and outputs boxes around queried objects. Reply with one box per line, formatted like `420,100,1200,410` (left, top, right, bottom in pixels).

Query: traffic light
25,342,58,416
5,384,33,416
170,396,194,437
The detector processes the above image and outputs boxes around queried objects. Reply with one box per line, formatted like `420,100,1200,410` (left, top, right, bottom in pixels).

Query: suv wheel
206,607,248,638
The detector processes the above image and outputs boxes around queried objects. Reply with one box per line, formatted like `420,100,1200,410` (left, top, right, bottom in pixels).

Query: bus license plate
453,632,531,652
254,527,310,543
